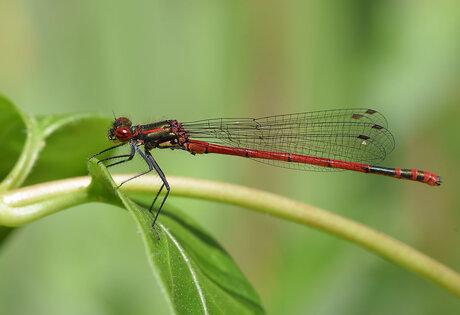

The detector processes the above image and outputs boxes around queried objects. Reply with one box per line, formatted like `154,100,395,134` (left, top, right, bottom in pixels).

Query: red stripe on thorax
141,128,163,134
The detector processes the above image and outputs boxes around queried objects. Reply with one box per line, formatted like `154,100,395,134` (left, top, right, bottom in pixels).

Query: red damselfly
90,109,441,237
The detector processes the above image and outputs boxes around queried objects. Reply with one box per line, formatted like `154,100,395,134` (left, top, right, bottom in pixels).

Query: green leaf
0,95,27,185
87,159,264,314
22,114,113,186
0,226,13,244
0,95,112,247
0,93,112,190
0,95,27,247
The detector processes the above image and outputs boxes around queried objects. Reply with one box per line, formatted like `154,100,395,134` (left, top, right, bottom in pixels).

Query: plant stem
1,174,460,298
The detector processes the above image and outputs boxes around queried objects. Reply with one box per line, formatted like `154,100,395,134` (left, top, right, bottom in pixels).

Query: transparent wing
182,108,395,171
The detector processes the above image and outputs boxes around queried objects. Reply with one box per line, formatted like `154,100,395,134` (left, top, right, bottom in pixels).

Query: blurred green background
1,0,460,314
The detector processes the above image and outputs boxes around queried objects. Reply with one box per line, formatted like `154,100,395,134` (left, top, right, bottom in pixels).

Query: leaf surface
88,160,264,314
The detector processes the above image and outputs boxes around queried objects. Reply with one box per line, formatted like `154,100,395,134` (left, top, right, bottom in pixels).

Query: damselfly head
108,117,133,142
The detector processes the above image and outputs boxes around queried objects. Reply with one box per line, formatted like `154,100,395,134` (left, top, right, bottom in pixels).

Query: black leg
149,183,164,213
97,143,168,240
89,143,126,160
145,150,170,240
99,142,136,168
118,145,154,186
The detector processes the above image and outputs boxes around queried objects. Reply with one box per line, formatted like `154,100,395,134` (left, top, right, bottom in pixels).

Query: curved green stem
1,174,460,298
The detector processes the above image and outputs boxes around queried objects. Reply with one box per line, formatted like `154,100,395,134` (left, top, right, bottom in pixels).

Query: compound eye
115,117,132,127
114,127,132,142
